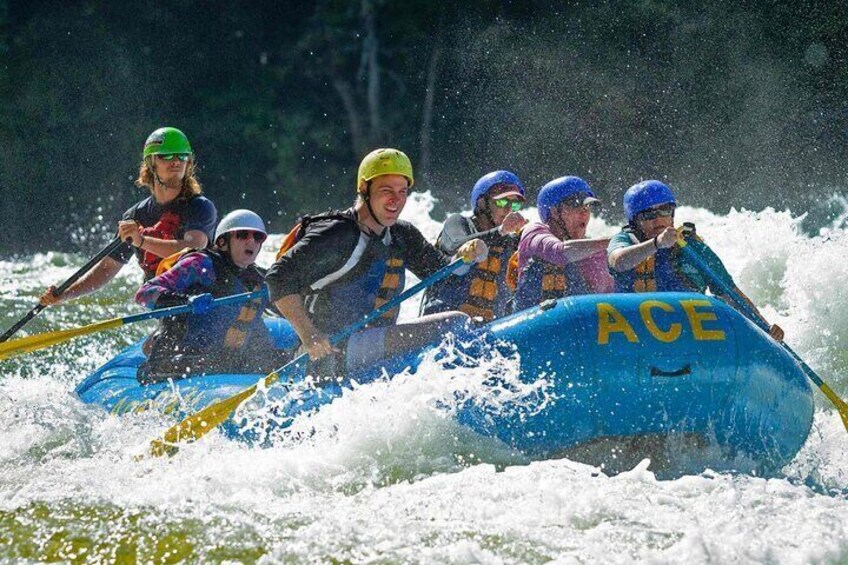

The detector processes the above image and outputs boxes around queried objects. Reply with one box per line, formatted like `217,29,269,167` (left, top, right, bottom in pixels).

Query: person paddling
134,209,288,381
265,148,487,376
512,176,613,311
39,127,217,305
421,170,527,322
607,179,784,341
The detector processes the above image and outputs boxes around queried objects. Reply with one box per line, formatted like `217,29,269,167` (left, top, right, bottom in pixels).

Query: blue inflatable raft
75,292,814,475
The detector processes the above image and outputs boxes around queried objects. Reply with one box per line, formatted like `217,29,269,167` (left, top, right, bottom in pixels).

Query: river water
1,193,847,563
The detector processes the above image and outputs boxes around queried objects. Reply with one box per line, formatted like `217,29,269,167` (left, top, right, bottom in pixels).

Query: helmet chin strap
146,157,166,187
150,156,187,194
471,197,495,231
221,236,246,269
631,223,646,241
478,198,496,230
362,182,387,230
549,205,573,240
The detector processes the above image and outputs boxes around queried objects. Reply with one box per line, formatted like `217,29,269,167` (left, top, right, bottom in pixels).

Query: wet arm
41,256,124,305
694,242,780,336
273,294,324,346
136,229,209,260
126,197,216,259
608,239,657,272
526,228,610,266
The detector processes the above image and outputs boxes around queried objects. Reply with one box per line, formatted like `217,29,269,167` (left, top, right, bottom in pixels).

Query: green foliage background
0,0,846,255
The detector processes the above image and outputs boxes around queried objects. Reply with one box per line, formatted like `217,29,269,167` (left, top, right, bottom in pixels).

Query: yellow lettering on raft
680,299,726,341
639,300,682,343
597,303,639,345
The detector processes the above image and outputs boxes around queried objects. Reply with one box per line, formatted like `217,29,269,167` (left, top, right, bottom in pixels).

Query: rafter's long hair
134,156,203,199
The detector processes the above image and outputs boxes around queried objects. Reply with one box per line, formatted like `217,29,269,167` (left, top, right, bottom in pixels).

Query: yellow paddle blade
819,383,848,433
0,318,124,361
148,371,282,458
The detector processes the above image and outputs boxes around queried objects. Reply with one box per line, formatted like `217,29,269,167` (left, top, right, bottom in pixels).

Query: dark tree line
1,0,846,255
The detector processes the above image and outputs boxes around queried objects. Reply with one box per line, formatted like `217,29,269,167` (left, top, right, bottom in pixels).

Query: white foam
2,196,848,562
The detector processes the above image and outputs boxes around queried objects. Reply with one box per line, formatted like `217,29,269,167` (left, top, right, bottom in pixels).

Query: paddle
0,237,127,343
148,257,471,457
677,235,848,432
0,289,267,362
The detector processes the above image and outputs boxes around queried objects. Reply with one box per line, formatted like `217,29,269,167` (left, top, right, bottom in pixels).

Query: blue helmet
470,170,525,210
623,180,677,224
537,176,600,223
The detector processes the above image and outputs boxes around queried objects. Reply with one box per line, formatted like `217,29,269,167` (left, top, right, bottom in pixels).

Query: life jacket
151,249,273,359
278,210,409,335
513,256,590,312
139,211,181,278
312,233,407,333
421,217,517,321
457,241,508,321
612,227,699,293
374,256,405,319
505,250,520,292
155,247,194,277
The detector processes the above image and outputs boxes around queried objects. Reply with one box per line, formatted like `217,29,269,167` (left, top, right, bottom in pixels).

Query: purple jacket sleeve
517,222,576,270
517,222,614,294
134,253,216,309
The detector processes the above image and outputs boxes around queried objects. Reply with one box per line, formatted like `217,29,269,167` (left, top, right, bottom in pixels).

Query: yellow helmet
356,148,414,194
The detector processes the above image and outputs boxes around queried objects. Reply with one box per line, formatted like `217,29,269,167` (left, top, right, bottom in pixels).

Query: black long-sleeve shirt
266,208,449,334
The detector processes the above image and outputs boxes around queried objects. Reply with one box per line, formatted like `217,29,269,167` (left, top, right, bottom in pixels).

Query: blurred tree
0,0,18,251
1,0,847,256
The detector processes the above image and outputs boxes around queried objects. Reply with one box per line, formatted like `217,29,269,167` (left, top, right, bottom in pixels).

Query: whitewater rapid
0,192,846,563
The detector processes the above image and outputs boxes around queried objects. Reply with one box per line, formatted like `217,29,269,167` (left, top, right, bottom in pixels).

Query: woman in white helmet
134,209,287,381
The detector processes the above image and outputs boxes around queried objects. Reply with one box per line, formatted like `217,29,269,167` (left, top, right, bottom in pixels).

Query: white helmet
214,209,268,241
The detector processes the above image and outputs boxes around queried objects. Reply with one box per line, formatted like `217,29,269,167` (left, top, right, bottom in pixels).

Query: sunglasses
562,192,599,209
493,198,523,212
233,230,267,243
157,153,191,162
638,206,675,221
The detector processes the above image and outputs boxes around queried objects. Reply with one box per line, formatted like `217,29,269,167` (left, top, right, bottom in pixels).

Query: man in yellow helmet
266,148,487,372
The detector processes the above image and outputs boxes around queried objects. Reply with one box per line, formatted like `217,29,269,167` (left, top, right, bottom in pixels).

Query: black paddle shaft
0,237,125,342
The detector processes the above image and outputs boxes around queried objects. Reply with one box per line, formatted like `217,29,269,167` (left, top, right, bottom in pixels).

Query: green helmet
143,127,193,158
356,148,414,193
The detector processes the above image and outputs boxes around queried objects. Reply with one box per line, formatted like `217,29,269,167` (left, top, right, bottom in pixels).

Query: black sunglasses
233,230,267,243
638,205,675,221
562,192,599,209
